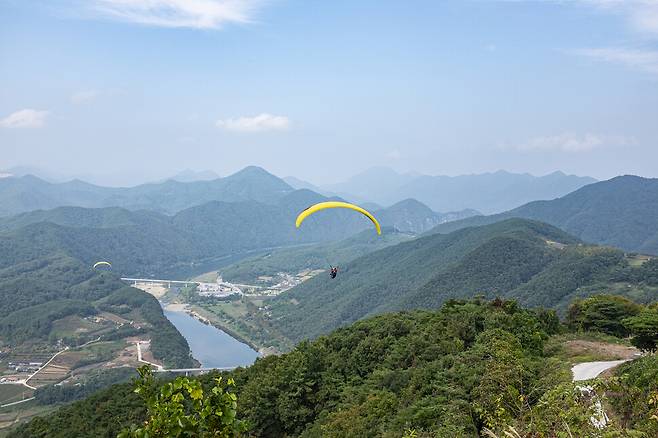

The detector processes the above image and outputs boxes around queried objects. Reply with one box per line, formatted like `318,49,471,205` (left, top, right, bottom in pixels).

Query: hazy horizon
2,1,658,186
0,163,603,188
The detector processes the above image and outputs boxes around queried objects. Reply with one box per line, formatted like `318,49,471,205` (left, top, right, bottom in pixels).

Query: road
0,397,36,408
135,341,164,371
22,346,70,390
572,359,630,381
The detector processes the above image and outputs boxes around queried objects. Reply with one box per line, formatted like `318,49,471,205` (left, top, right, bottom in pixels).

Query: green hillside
0,194,373,278
268,219,658,343
0,191,447,278
431,175,658,255
0,206,167,231
0,247,194,368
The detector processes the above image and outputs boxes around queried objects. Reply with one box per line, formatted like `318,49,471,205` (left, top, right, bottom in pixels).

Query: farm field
0,386,32,407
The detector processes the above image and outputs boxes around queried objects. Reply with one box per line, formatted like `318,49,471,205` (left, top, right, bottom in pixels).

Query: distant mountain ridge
430,175,658,255
375,198,478,234
321,167,596,214
0,166,293,216
0,165,593,219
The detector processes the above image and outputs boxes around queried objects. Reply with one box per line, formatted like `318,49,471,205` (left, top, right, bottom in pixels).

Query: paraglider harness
329,266,339,279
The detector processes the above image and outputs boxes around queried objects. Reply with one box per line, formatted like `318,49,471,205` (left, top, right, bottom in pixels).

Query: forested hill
0,248,194,368
0,193,449,277
0,166,294,216
430,175,658,255
268,218,658,343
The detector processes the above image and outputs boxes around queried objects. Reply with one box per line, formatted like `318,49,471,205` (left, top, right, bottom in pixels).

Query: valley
0,170,656,436
4,2,658,434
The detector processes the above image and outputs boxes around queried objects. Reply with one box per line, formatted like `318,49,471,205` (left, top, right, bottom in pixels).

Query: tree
624,308,658,353
118,366,247,438
567,294,641,337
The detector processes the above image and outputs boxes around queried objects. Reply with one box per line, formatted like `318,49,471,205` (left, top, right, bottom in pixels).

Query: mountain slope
431,175,658,255
0,241,194,368
321,168,596,213
268,218,658,343
268,219,574,341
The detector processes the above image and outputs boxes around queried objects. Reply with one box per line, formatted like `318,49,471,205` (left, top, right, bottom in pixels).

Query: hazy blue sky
1,0,657,186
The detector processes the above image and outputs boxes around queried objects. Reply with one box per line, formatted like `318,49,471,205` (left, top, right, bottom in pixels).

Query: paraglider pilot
329,266,339,279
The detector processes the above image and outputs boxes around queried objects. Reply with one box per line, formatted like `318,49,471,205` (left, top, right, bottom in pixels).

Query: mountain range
0,166,293,217
431,175,658,255
315,167,596,214
1,165,597,219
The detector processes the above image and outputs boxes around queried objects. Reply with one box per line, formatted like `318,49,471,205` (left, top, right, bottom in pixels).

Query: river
163,308,259,368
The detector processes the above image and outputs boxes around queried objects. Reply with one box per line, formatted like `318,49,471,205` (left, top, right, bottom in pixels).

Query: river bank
160,303,259,368
163,302,277,356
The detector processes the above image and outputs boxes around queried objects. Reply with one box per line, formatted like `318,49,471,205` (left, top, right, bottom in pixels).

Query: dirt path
564,340,639,360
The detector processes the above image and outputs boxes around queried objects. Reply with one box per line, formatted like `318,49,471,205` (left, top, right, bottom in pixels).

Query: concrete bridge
121,277,198,288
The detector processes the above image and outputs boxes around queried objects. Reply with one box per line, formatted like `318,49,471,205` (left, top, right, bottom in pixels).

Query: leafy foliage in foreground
609,355,658,436
232,299,571,437
119,366,246,438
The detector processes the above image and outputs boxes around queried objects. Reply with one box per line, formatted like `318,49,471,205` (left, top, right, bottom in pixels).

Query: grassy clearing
206,301,249,320
70,341,124,369
546,332,637,363
50,316,100,338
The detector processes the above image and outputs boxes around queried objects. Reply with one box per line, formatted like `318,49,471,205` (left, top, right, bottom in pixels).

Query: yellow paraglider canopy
93,261,112,269
295,201,382,235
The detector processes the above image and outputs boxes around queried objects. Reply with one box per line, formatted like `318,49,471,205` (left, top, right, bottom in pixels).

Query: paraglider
296,201,381,280
295,201,382,235
93,261,112,270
